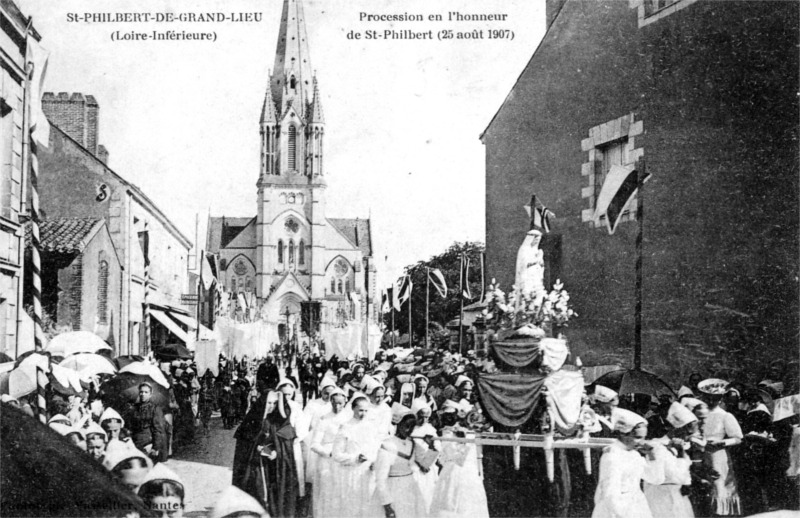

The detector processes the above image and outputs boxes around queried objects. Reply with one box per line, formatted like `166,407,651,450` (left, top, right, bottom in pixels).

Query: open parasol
118,361,170,388
113,355,145,370
1,403,153,517
594,369,675,398
59,353,117,377
152,343,193,361
45,331,112,358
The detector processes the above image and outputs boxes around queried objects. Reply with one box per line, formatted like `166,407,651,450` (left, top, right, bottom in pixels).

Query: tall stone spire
270,0,314,117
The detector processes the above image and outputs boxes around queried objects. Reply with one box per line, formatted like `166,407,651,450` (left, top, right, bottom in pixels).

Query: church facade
207,0,377,339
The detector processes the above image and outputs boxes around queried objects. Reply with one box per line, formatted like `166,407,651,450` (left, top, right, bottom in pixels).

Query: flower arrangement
483,278,576,334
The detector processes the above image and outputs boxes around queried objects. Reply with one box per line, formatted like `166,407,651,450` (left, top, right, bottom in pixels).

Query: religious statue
514,229,546,309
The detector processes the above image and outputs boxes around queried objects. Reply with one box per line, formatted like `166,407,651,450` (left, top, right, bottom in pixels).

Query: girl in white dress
411,399,439,513
332,395,382,518
429,403,489,518
310,388,349,518
644,402,696,518
592,408,664,518
374,411,429,518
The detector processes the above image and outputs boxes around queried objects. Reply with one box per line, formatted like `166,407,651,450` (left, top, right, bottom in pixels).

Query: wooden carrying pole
425,267,430,348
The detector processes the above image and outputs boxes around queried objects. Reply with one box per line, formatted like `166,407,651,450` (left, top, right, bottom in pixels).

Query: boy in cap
129,382,167,463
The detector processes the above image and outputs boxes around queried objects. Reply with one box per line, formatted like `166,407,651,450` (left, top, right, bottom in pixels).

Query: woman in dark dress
232,390,299,517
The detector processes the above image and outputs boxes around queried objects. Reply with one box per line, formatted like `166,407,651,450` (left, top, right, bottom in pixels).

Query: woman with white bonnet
454,375,475,414
332,394,382,517
363,375,393,438
411,398,439,513
138,463,186,518
644,402,697,518
100,407,128,442
592,407,664,518
310,386,349,518
305,376,337,493
103,439,153,493
697,378,742,516
373,406,429,518
208,486,268,518
430,400,489,518
412,374,438,412
85,421,108,462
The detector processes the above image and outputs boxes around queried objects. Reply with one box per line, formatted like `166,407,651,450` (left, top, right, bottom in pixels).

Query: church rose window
334,259,348,276
234,259,248,276
285,217,299,233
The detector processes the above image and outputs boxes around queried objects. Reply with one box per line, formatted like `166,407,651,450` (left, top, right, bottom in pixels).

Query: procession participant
698,378,743,516
310,387,349,518
277,379,310,496
681,397,715,517
677,386,695,402
209,486,269,518
332,395,382,518
220,382,235,429
85,421,108,462
198,375,216,435
364,376,393,438
736,387,775,515
89,397,105,424
429,401,490,518
50,422,88,451
411,399,439,513
48,413,71,426
235,390,299,517
138,463,186,518
257,356,281,392
103,439,153,493
591,385,620,436
687,373,704,394
66,394,88,426
129,382,168,463
100,407,128,442
644,402,697,518
647,395,674,440
455,375,475,406
374,411,429,518
591,408,664,518
412,374,438,412
397,382,415,407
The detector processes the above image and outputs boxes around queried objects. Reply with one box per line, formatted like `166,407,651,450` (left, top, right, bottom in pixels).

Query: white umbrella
59,353,117,377
50,364,84,394
8,368,36,399
118,361,170,388
45,331,112,357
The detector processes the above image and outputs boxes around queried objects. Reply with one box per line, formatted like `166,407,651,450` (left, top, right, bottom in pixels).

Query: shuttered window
288,126,297,170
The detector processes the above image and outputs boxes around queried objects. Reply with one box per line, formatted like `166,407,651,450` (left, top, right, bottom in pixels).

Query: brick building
36,94,193,355
24,218,122,345
0,0,41,358
481,0,799,378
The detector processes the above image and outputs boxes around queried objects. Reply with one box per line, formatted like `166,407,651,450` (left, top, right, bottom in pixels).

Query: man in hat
128,382,168,464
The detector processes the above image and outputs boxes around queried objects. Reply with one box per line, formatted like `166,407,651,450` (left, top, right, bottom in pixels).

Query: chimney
97,145,109,165
546,0,568,28
41,91,104,158
85,95,99,154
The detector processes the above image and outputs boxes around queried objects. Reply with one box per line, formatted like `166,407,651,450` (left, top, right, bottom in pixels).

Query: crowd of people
1,343,798,518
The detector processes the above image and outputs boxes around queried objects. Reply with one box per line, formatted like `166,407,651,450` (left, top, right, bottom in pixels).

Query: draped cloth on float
477,372,547,427
491,340,542,369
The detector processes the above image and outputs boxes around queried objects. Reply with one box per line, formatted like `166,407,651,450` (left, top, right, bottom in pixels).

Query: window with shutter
98,259,109,324
288,126,297,170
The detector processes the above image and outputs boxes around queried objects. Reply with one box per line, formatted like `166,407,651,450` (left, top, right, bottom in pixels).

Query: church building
207,0,377,341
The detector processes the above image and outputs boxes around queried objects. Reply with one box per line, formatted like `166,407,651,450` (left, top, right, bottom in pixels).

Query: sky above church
23,0,545,287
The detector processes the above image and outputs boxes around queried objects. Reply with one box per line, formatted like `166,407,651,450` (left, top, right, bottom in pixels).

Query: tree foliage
384,241,485,343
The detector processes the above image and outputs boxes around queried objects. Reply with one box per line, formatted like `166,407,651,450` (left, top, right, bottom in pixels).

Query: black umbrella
594,369,676,398
100,372,170,410
0,352,13,363
1,403,154,517
152,343,192,361
113,355,145,370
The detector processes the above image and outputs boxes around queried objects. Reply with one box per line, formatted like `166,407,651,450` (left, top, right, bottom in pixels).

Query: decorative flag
26,38,50,147
389,286,400,312
428,268,447,298
462,254,472,300
536,206,555,233
381,290,390,313
594,164,650,235
200,250,215,290
397,275,412,307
